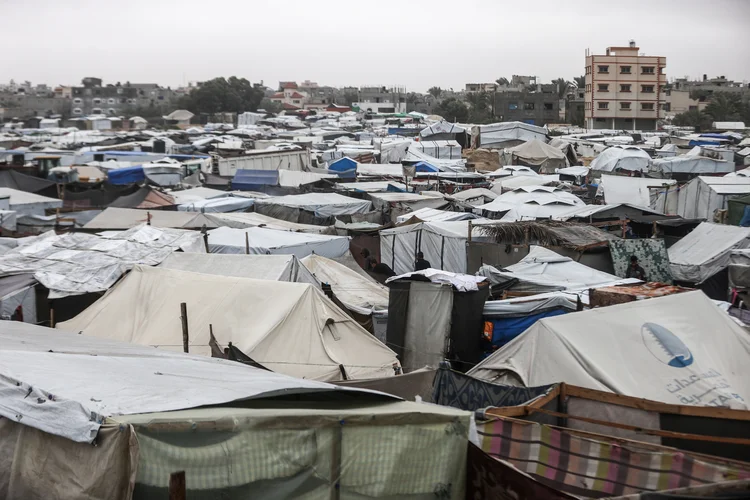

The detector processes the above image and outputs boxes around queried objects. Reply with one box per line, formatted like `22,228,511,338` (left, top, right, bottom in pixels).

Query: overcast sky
3,0,749,92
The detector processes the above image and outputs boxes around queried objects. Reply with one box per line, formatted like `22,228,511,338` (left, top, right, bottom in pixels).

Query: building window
117,88,124,94
108,98,115,104
596,118,606,122
72,108,82,115
641,85,654,93
624,118,633,123
620,65,631,74
120,98,126,103
508,103,518,110
663,103,671,111
524,102,535,110
93,98,101,104
108,108,116,115
73,98,82,104
620,84,631,93
598,84,609,92
659,67,665,74
620,102,631,110
92,108,102,114
597,65,609,74
293,100,300,104
158,95,164,100
544,102,553,110
598,102,609,109
641,103,655,110
689,105,698,111
641,66,655,74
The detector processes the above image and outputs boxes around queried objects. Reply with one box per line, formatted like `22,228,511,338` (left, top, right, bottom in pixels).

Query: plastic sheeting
254,192,372,218
474,122,548,149
419,121,466,138
672,176,750,220
207,226,349,258
0,225,204,298
83,207,213,230
203,212,332,233
159,253,319,285
0,210,17,232
107,165,145,184
1,321,390,443
59,265,400,381
387,269,487,292
409,140,463,160
650,156,732,176
503,138,567,172
0,187,63,217
590,146,651,173
668,222,750,284
597,175,677,207
403,282,453,372
177,195,256,213
469,291,750,407
395,207,481,223
300,254,389,314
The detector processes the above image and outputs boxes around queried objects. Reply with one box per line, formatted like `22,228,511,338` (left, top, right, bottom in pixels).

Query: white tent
668,222,750,284
203,212,331,233
468,291,750,408
159,253,319,284
650,156,732,176
477,246,637,292
419,121,466,139
300,254,389,315
402,147,467,172
380,220,491,275
475,186,584,220
670,176,750,220
207,226,348,258
408,140,462,160
597,174,676,207
590,146,651,173
473,121,547,149
490,173,560,194
59,265,399,381
502,138,568,173
395,207,481,224
254,193,372,220
0,187,62,216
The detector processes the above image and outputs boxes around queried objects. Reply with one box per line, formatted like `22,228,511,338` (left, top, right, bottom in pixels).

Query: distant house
163,109,194,129
270,82,309,110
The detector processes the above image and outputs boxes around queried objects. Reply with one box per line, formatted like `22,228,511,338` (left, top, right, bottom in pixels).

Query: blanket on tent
432,367,552,411
476,416,750,498
610,239,673,283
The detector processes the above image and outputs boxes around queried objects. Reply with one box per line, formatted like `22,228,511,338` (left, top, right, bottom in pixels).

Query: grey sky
3,0,749,92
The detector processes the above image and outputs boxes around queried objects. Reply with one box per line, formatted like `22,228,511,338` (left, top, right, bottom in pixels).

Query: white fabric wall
403,282,453,372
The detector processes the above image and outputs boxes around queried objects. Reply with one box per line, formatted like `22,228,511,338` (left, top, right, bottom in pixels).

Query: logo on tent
641,323,693,368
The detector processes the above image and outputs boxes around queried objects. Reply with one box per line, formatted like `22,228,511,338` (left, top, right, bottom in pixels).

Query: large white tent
0,187,62,216
662,176,750,220
468,291,750,407
668,222,750,284
207,226,349,258
473,121,547,149
501,138,568,173
597,174,676,208
59,265,400,381
590,146,651,173
159,253,319,284
408,140,462,160
474,186,584,220
254,193,372,221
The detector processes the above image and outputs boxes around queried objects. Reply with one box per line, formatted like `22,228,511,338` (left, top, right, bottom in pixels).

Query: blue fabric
689,139,723,147
329,157,357,172
414,161,439,172
107,166,144,185
699,133,730,139
740,206,750,227
231,169,278,190
386,183,406,193
488,309,568,348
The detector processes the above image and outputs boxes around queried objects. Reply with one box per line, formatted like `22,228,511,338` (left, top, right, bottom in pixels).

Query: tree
552,78,570,99
342,91,359,106
435,98,468,122
465,91,494,123
495,77,509,86
428,86,442,98
573,76,585,89
704,92,743,122
258,98,281,114
672,109,713,131
179,77,264,114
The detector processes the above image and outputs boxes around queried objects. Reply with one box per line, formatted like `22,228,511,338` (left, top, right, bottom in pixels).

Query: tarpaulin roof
0,187,63,216
0,169,56,194
108,186,174,209
177,195,256,213
650,156,732,175
231,169,278,190
84,207,214,230
1,322,389,443
202,212,331,233
207,226,349,258
419,121,466,138
468,290,750,407
505,138,567,165
597,175,676,206
590,146,651,173
475,121,548,148
107,165,145,185
395,207,482,223
0,225,204,298
668,222,750,283
254,193,372,217
59,265,399,381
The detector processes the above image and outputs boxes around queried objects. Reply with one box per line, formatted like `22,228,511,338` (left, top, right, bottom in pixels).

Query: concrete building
565,87,586,126
493,86,560,126
70,78,175,117
270,82,309,110
353,86,406,114
584,42,666,130
466,83,498,93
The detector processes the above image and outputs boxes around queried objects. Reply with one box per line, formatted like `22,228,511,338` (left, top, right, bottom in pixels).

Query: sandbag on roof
468,290,750,407
668,222,750,283
59,266,399,381
300,253,389,315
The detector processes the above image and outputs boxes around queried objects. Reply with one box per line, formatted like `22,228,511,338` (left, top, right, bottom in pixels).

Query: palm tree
552,78,570,99
573,76,585,89
704,92,742,122
495,77,509,86
428,86,442,99
672,109,713,131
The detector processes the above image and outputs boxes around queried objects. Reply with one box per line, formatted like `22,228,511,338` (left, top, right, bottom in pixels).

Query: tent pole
245,232,250,254
180,302,189,353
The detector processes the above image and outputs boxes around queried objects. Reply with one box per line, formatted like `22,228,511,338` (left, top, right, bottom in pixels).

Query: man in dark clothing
414,251,432,271
360,248,378,271
626,255,647,281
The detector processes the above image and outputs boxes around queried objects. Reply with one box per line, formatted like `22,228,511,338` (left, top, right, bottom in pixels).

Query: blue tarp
387,127,420,136
386,183,406,193
329,157,357,172
486,309,568,350
689,139,725,146
414,161,439,173
107,166,145,185
699,133,730,140
231,169,278,190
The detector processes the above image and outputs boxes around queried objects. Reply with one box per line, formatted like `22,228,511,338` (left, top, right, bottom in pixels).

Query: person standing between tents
415,251,432,271
626,255,647,281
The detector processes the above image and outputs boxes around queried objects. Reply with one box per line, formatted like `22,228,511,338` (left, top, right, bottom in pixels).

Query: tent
402,147,466,172
207,226,349,258
0,187,62,216
649,155,732,177
597,174,676,207
590,146,651,173
59,265,399,381
202,211,331,233
668,176,750,220
0,322,469,499
83,207,214,230
468,291,750,407
473,121,548,149
254,193,372,224
107,165,145,185
380,220,491,275
502,138,568,173
474,186,584,220
108,186,175,209
176,195,256,213
477,246,636,293
166,186,230,205
409,140,462,160
395,207,481,224
0,169,58,197
159,252,319,285
668,222,750,287
548,138,578,166
419,121,466,140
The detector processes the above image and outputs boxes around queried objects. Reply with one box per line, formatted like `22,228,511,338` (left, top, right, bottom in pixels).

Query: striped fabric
477,417,750,498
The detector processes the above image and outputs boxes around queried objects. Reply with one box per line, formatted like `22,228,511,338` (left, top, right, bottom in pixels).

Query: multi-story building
584,42,666,130
70,78,175,117
352,86,406,114
269,82,309,110
465,83,497,93
492,85,560,126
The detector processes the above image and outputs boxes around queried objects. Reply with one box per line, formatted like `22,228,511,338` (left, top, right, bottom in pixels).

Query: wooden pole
180,302,189,353
467,220,473,243
245,231,250,254
169,471,186,500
